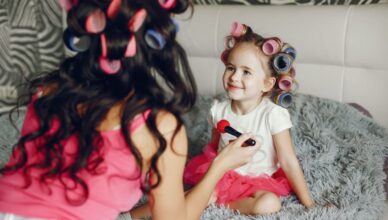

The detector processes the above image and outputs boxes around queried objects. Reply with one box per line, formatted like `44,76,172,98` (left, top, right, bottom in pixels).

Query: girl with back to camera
184,22,315,215
0,1,260,219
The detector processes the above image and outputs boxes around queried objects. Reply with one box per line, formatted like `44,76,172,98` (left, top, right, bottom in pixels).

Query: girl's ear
263,76,276,93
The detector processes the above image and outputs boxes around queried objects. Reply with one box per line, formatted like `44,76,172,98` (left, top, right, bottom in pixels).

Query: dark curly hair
1,0,196,205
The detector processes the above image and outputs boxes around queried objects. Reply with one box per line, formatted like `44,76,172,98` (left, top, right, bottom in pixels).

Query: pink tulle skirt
184,143,292,205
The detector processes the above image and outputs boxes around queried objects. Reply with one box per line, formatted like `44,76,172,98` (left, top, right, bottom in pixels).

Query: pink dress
184,143,292,205
0,98,150,220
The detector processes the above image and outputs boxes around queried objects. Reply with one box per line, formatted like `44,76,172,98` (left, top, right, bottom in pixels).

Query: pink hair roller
100,34,108,57
262,38,282,56
159,0,176,10
220,50,229,64
230,22,246,37
224,36,235,49
99,57,121,75
107,0,122,19
85,9,107,34
278,75,293,91
125,36,136,57
58,0,78,12
128,9,147,32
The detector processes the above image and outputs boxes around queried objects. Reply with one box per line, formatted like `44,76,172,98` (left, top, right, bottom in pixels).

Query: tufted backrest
176,5,388,129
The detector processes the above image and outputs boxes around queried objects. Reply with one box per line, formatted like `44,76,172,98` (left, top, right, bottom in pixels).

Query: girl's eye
243,70,252,75
226,66,234,71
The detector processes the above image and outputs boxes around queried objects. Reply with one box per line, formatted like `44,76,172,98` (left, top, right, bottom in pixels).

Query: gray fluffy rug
1,94,388,220
182,94,388,220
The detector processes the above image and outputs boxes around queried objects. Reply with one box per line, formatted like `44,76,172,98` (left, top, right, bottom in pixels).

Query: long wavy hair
0,0,196,205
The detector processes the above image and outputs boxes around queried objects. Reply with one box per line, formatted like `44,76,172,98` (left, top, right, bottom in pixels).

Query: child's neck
231,97,263,115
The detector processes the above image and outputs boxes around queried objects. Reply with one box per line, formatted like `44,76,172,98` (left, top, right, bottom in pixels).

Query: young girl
184,22,315,215
0,1,260,220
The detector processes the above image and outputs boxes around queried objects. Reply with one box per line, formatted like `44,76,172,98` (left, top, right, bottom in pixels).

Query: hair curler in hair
85,9,106,34
262,38,282,56
281,43,297,60
224,36,236,49
99,57,121,75
59,0,79,12
220,50,229,64
172,19,180,33
124,35,136,57
273,92,293,108
230,22,247,38
145,29,166,50
273,53,293,74
216,119,256,147
128,9,147,32
63,29,91,52
107,0,122,19
278,75,293,91
159,0,177,10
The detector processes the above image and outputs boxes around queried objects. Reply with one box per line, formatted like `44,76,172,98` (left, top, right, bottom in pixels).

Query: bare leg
227,191,281,215
130,203,151,219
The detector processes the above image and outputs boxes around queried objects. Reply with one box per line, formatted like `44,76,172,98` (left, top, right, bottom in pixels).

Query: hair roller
281,43,297,60
278,75,293,91
85,8,107,34
145,29,166,50
273,53,293,74
99,57,121,75
159,0,176,10
59,0,79,12
262,38,282,56
224,36,236,49
172,19,180,33
220,50,229,64
230,22,247,38
273,92,293,108
128,9,147,32
124,36,136,57
63,29,91,52
107,0,122,19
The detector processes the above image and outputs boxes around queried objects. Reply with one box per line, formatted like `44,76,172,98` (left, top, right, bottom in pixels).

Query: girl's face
223,42,274,104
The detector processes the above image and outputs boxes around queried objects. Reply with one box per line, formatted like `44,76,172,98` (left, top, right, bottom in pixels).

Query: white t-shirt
208,97,292,176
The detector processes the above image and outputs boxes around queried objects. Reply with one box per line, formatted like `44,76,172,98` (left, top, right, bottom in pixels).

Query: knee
252,192,281,215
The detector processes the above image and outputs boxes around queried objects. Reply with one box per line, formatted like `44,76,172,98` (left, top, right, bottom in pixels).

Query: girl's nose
230,71,241,82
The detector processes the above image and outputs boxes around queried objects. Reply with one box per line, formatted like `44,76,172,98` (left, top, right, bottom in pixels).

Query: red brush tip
217,119,230,133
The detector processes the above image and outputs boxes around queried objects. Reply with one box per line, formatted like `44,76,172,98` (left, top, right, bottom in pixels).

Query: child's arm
273,129,315,208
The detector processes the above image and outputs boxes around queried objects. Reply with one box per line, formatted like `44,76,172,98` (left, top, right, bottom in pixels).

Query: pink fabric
184,143,292,204
0,99,150,220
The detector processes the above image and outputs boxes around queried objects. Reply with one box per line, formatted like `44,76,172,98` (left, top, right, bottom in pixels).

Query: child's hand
212,133,261,173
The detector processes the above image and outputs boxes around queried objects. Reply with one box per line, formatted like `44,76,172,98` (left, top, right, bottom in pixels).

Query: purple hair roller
145,29,166,50
273,53,293,73
172,19,180,33
282,44,297,60
275,92,293,108
63,29,91,52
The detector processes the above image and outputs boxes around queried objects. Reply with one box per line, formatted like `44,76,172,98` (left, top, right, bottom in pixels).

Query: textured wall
0,0,64,111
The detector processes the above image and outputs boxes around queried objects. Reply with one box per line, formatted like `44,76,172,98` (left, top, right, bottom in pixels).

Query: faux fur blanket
182,94,388,220
1,94,388,220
